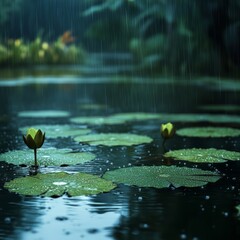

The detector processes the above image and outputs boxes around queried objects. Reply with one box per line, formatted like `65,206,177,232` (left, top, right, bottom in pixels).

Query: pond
0,53,240,240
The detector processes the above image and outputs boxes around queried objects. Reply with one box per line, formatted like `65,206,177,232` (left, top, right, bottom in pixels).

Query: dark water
0,54,240,240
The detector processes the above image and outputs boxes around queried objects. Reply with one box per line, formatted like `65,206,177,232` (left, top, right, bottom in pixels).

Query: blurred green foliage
83,0,240,76
0,35,85,66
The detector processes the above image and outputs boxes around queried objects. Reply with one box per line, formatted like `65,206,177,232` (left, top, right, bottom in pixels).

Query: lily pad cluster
4,110,240,198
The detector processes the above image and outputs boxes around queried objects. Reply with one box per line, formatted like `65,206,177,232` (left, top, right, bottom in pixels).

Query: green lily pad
18,110,70,118
0,148,96,166
111,112,161,121
74,133,153,146
199,105,240,112
159,113,240,123
70,112,161,125
4,172,116,197
164,148,240,163
236,205,240,218
177,127,240,138
79,103,107,110
20,125,91,139
103,166,220,188
70,116,125,125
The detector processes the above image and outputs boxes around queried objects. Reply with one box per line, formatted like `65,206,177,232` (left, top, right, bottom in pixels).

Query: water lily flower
23,128,45,149
161,122,175,140
23,128,45,168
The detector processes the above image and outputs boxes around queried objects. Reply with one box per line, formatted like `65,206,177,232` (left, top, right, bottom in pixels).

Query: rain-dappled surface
1,53,240,240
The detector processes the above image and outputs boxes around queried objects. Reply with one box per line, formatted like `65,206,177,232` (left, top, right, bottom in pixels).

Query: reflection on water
0,55,240,239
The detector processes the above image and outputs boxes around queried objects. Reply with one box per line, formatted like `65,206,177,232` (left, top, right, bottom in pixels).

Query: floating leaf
70,116,125,125
164,148,240,163
177,127,240,138
199,105,240,112
4,172,116,197
236,205,240,218
0,148,96,166
103,166,220,188
18,110,70,118
74,133,153,146
70,112,161,125
111,112,161,121
79,103,107,110
20,125,91,139
159,113,240,123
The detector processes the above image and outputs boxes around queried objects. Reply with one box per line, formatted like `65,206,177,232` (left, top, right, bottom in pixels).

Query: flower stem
34,148,37,168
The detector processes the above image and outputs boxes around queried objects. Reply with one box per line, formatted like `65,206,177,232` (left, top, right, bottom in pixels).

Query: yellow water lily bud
23,128,45,149
161,122,175,139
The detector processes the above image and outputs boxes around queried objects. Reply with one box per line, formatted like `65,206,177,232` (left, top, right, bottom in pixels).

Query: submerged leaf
20,125,91,139
18,110,70,118
74,133,153,146
0,148,96,166
164,148,240,163
4,172,116,197
177,127,240,138
103,166,220,188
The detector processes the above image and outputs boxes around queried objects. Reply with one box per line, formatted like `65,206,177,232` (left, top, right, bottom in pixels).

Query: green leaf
74,133,153,146
18,110,70,118
0,148,96,166
70,116,125,125
177,127,240,138
20,125,91,139
4,172,116,197
111,112,161,121
159,113,240,123
70,112,161,125
236,205,240,218
103,166,220,188
164,148,240,163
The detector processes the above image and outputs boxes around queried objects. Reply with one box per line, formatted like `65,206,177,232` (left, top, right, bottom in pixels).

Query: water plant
160,122,175,146
23,128,45,168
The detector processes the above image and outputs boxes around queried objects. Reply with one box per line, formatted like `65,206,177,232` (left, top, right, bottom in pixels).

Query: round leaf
20,125,91,139
70,116,125,125
159,113,240,123
70,112,161,125
164,148,240,163
18,110,70,118
103,166,220,188
0,148,96,166
74,133,153,146
177,127,240,138
4,172,116,197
